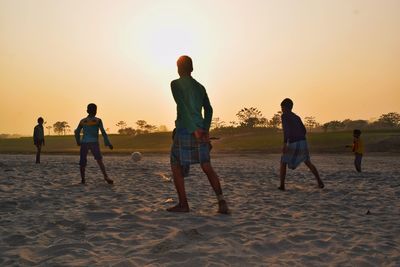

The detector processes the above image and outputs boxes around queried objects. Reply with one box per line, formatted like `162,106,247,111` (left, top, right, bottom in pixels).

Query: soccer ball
131,152,142,162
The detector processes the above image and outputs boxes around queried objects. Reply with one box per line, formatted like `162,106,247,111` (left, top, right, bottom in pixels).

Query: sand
0,153,399,266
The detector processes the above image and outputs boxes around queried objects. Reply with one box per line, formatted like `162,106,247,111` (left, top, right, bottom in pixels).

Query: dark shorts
355,153,363,166
170,128,210,166
79,142,102,166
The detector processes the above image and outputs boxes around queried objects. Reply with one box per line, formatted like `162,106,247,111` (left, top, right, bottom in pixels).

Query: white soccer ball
131,152,142,162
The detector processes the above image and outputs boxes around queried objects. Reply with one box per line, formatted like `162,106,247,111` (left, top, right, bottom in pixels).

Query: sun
121,3,206,76
144,24,195,69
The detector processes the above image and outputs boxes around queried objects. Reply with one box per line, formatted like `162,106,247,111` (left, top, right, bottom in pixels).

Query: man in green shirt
168,55,229,214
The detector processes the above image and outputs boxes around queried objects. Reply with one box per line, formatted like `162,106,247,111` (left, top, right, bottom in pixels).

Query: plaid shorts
281,139,310,170
170,128,210,166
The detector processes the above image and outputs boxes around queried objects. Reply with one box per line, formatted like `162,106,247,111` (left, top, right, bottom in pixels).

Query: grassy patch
1,129,399,154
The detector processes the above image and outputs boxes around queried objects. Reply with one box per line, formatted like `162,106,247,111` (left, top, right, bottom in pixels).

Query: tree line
44,120,167,136
39,110,400,136
211,108,400,132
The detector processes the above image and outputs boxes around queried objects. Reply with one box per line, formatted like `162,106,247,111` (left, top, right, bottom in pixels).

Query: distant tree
236,107,266,128
211,117,226,130
53,121,70,135
304,116,318,132
136,120,147,134
342,119,369,130
229,121,238,128
45,125,52,135
116,121,127,132
322,120,344,132
269,112,282,129
377,112,400,128
158,125,169,132
118,127,136,135
144,123,157,133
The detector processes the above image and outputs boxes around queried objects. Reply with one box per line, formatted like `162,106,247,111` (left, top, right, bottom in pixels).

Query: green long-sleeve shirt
171,76,213,133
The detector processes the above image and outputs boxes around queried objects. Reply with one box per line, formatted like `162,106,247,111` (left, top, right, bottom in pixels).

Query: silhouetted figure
33,117,45,164
279,98,324,191
168,55,229,214
74,103,114,185
346,129,363,172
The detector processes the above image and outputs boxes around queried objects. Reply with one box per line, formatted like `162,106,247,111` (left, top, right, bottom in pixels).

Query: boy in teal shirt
168,55,229,214
74,103,113,185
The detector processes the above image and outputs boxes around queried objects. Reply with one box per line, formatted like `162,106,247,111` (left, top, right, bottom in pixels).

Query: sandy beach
0,153,399,266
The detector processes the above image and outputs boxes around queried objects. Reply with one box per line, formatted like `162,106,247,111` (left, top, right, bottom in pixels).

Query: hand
194,129,209,143
193,128,205,140
108,145,113,150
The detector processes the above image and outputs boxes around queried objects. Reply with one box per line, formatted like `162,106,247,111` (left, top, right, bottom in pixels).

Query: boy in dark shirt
279,98,324,191
33,117,45,164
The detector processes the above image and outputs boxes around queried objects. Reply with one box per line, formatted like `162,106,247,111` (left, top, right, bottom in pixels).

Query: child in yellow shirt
346,129,364,172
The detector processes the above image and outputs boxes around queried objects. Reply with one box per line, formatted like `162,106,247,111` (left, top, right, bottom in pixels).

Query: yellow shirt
353,137,364,154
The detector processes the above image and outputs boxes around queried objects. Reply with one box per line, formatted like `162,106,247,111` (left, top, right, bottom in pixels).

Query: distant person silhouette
33,117,45,164
346,129,364,172
279,98,324,190
74,103,114,185
168,55,229,214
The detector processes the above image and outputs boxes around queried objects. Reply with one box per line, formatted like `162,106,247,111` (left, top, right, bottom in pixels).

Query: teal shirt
171,76,213,133
74,116,111,146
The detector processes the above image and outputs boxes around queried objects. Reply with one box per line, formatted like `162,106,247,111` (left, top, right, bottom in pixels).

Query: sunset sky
1,0,399,135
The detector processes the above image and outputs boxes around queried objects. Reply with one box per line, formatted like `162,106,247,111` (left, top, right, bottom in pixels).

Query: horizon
1,0,399,135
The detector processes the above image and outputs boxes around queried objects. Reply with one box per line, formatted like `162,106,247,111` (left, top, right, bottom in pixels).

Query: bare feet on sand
167,203,190,212
104,177,114,184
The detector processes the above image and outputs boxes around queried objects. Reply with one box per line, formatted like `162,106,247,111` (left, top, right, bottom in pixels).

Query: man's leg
36,145,41,164
200,162,229,214
80,166,86,184
96,159,113,184
279,162,287,190
304,160,324,188
79,144,88,184
354,154,362,172
167,163,189,212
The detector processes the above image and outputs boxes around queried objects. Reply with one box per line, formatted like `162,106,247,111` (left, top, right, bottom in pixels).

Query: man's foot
81,179,86,184
278,186,285,191
318,181,324,189
218,199,230,214
104,177,114,184
166,203,189,212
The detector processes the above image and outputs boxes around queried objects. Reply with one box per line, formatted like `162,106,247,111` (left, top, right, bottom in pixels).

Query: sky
1,0,399,135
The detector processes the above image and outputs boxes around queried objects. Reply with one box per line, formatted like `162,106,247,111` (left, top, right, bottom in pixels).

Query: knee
200,162,213,173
